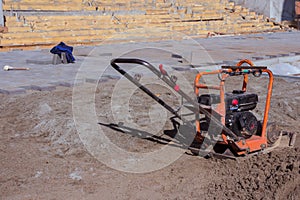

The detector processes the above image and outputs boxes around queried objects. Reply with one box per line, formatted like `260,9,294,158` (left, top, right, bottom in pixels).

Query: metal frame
111,58,274,156
194,59,274,155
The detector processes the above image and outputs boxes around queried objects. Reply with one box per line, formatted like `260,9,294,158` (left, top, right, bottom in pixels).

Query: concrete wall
231,0,295,22
0,0,3,26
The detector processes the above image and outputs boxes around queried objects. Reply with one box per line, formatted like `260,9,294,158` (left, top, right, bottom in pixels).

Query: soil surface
0,72,299,199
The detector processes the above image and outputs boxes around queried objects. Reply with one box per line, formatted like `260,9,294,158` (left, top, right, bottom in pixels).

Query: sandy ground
0,70,299,199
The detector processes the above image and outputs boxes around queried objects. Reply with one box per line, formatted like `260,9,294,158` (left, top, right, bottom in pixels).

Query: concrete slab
232,0,295,22
0,31,300,95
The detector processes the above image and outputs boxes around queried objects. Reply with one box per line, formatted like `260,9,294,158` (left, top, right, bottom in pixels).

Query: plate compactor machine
111,58,296,158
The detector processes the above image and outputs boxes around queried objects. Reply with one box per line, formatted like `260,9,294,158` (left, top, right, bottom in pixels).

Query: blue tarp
50,42,75,63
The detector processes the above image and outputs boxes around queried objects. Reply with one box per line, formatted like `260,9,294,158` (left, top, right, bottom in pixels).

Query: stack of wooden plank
0,0,281,50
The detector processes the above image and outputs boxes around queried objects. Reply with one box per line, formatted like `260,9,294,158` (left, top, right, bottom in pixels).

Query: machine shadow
98,117,202,153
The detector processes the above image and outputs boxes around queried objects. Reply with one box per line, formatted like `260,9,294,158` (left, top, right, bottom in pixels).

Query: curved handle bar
236,59,254,67
111,58,197,108
111,58,185,121
110,58,239,141
111,58,162,77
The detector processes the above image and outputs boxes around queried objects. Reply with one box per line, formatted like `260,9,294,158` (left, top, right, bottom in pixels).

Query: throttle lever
159,64,168,76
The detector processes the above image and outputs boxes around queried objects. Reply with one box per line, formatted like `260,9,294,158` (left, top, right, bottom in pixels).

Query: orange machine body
194,60,274,155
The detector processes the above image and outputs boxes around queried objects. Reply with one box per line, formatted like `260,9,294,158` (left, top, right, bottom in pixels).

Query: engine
225,90,260,138
198,90,260,139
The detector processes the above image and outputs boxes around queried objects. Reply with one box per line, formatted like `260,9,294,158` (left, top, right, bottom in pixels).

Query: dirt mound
0,89,84,158
207,147,300,200
0,75,299,199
